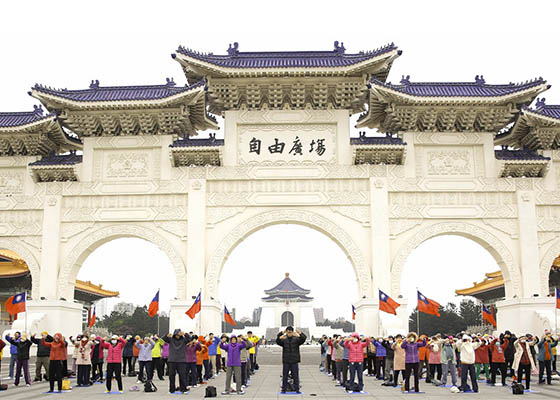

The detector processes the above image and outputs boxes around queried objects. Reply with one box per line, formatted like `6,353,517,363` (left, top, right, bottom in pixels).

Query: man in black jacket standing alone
276,326,306,394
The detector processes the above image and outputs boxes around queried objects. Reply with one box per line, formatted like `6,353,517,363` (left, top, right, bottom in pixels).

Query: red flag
379,290,400,315
88,306,96,328
224,305,236,326
417,290,440,317
148,290,159,317
186,292,201,319
5,292,26,317
482,305,496,327
352,305,356,320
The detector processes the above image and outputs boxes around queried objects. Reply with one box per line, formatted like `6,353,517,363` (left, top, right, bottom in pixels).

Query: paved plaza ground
0,346,558,399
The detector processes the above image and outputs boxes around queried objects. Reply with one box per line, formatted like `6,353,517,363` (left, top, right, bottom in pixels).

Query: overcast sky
2,1,559,320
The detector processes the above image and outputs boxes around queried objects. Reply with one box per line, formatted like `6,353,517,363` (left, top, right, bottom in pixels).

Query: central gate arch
204,209,371,301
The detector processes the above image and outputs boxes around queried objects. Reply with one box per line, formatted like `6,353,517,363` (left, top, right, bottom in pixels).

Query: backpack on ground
512,381,524,395
205,386,217,397
144,380,157,393
254,363,259,370
0,384,7,391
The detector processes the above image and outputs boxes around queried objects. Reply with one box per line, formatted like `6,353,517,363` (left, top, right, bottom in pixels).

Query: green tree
98,306,169,337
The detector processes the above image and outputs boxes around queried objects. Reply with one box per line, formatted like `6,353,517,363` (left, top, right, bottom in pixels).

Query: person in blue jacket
6,331,20,380
207,333,220,378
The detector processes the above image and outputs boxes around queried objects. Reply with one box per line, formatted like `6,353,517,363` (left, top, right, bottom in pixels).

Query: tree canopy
408,299,486,336
97,306,169,337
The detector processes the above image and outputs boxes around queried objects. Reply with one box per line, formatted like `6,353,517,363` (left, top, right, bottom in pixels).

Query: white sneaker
136,380,142,384
359,391,365,394
26,384,31,387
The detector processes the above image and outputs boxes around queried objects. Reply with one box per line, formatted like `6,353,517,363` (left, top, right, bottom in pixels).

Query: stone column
369,177,391,295
516,190,541,297
354,298,380,337
39,194,62,300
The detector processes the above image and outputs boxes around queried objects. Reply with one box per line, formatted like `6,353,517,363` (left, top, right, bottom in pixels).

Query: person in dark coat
122,335,135,375
503,331,516,376
5,333,33,386
31,332,52,381
276,326,306,394
163,329,192,393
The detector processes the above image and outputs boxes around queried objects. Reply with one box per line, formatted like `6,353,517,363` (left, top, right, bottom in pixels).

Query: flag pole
157,288,160,336
24,290,28,334
416,288,420,334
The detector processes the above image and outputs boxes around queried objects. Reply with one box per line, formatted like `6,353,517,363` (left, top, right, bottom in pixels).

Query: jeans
375,357,385,379
460,363,478,392
168,362,187,392
138,360,153,382
442,360,457,386
348,362,363,392
225,365,242,393
429,363,442,381
282,362,300,392
538,360,552,384
404,362,419,392
48,360,63,392
249,353,256,372
106,363,122,392
9,356,17,378
122,356,132,374
490,362,506,385
77,364,91,386
203,359,211,380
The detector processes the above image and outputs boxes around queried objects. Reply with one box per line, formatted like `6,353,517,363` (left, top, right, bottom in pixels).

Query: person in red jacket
474,336,490,382
100,335,126,393
489,336,509,386
344,333,370,393
42,333,66,393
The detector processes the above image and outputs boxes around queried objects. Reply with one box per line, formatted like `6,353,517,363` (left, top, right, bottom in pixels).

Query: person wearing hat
42,333,66,393
73,334,94,387
100,335,126,393
513,334,537,390
392,334,406,387
30,331,52,382
220,334,248,395
163,329,192,394
503,330,516,376
400,332,426,393
536,329,558,385
456,334,481,392
136,335,155,383
440,336,458,387
277,326,306,394
5,332,32,387
474,335,490,382
344,332,370,393
122,335,135,376
90,335,104,382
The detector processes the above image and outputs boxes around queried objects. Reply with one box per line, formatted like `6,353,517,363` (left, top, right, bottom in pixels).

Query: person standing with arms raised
276,326,306,394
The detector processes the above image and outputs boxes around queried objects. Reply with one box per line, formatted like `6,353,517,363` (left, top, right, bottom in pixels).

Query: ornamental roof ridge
175,42,399,69
370,76,548,97
264,272,311,295
30,78,206,103
0,105,56,128
29,151,83,166
522,98,560,120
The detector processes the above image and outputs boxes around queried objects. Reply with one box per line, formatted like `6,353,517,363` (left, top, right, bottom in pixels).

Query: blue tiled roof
170,135,224,147
350,134,405,145
371,76,548,98
262,294,314,301
495,148,550,161
29,152,83,166
526,104,560,120
31,79,205,103
264,274,310,294
175,42,398,69
0,106,54,128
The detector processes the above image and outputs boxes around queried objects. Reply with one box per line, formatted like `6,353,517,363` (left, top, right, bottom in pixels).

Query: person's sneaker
359,391,366,394
46,390,55,393
105,390,110,393
33,377,41,382
26,384,31,387
119,390,123,393
222,391,231,395
136,380,142,384
237,391,245,395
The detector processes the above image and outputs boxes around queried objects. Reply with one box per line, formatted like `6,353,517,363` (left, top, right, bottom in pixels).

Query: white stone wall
0,110,558,336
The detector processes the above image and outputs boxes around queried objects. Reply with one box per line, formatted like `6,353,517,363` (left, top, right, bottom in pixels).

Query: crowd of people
318,329,559,393
0,329,261,395
0,326,558,395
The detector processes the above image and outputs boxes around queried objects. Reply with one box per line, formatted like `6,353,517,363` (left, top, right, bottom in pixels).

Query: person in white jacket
456,335,481,393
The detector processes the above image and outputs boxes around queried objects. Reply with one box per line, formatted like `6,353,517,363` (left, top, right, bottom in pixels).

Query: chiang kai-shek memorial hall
1,41,560,336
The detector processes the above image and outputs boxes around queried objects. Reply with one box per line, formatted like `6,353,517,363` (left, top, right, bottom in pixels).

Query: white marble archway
58,224,187,301
204,208,370,300
391,221,522,299
0,238,41,299
539,238,560,296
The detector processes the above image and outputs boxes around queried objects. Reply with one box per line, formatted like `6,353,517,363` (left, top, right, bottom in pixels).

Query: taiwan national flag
556,288,560,309
482,304,496,327
352,305,356,320
5,291,26,317
88,307,96,328
148,290,159,317
186,292,201,319
417,290,440,317
379,290,400,315
224,305,236,326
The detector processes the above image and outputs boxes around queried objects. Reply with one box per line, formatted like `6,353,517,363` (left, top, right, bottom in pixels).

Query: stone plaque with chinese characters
237,124,337,164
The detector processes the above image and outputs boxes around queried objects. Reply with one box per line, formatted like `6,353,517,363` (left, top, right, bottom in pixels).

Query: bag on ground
62,379,71,391
512,381,524,395
205,385,217,397
144,380,157,393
